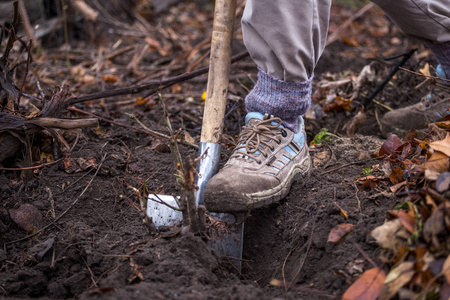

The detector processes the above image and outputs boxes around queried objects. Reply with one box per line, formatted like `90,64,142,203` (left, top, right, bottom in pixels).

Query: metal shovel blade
147,142,244,270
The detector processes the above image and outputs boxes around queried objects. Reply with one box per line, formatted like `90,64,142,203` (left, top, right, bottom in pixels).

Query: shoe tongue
245,112,265,126
436,65,447,80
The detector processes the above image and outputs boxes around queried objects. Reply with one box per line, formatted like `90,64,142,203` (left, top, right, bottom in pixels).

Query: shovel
147,0,244,270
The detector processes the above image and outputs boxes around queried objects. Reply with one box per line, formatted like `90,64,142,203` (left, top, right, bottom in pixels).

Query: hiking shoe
204,112,311,212
380,65,450,138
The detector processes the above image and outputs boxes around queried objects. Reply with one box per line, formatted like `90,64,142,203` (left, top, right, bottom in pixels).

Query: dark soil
0,1,440,299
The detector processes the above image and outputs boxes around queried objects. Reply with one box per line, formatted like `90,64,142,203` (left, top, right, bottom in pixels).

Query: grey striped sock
245,68,312,133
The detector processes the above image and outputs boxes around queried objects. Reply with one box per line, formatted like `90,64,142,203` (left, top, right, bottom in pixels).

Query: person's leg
373,0,450,76
242,0,331,132
204,0,331,212
372,0,450,136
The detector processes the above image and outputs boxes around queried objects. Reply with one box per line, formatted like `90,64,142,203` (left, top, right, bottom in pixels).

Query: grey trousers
242,0,450,82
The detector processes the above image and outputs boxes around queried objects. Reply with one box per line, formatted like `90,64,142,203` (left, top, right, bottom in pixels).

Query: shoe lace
231,117,284,164
420,77,450,108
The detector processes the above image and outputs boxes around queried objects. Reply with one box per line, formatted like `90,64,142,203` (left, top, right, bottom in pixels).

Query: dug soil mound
0,127,391,299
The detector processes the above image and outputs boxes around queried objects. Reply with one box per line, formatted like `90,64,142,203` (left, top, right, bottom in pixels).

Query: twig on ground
148,194,181,211
127,113,198,149
373,99,393,111
0,157,63,171
282,212,318,291
18,0,36,43
57,168,94,196
362,49,417,109
45,187,55,219
352,242,378,269
319,157,381,176
69,106,199,149
3,153,107,245
67,51,249,105
71,0,99,21
352,182,362,213
374,109,383,134
399,67,450,82
82,257,99,288
2,2,19,63
26,117,98,129
17,39,32,108
89,203,111,229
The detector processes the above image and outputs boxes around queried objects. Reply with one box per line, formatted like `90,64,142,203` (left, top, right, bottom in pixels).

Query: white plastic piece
147,194,183,227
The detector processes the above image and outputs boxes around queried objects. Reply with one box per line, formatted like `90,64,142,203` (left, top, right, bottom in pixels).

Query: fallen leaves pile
343,123,450,299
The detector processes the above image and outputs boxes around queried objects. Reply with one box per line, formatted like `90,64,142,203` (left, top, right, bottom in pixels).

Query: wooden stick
26,117,98,129
0,157,63,171
71,0,99,21
201,0,237,144
17,0,36,43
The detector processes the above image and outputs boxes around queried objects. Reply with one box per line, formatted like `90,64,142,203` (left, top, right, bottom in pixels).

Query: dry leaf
423,204,447,250
313,150,331,168
370,219,409,251
269,278,283,287
156,143,170,153
424,151,449,173
397,211,415,234
323,96,354,113
356,175,384,189
63,155,81,173
185,131,195,144
379,134,403,156
435,120,450,129
425,193,438,210
40,152,54,163
334,201,349,219
389,181,407,193
342,267,386,300
419,63,430,76
379,261,415,300
389,166,404,184
81,74,95,84
327,223,355,243
402,130,417,143
343,36,359,47
343,108,366,137
76,157,97,170
436,172,450,193
429,133,450,157
101,74,119,83
425,169,440,181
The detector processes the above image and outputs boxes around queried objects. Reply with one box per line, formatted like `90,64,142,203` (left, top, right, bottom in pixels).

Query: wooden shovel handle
201,0,237,144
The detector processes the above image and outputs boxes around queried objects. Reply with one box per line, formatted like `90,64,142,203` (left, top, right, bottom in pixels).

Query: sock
245,68,312,133
427,41,450,79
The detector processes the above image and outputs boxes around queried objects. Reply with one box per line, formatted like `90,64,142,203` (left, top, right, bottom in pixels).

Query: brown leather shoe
204,112,311,212
381,65,450,138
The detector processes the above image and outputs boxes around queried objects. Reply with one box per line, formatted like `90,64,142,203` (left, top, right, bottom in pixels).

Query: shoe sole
245,154,312,210
205,154,312,212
